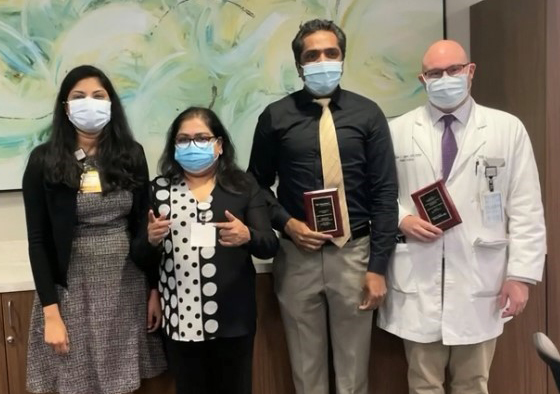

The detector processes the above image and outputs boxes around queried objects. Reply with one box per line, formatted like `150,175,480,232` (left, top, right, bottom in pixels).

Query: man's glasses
423,63,471,80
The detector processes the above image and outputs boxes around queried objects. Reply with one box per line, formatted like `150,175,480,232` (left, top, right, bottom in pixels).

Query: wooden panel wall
253,275,411,394
136,275,411,394
253,274,296,394
471,0,551,393
546,0,560,392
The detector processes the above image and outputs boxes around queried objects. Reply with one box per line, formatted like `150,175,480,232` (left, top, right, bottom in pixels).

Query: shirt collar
428,96,473,126
296,86,344,110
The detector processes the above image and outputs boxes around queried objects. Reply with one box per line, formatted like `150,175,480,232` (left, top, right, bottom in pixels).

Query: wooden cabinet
0,298,9,394
1,291,34,394
0,290,176,394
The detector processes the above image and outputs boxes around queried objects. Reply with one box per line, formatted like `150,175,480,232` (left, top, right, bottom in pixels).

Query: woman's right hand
147,210,171,246
44,315,69,355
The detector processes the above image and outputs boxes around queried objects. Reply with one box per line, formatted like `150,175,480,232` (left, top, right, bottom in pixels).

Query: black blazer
22,143,155,307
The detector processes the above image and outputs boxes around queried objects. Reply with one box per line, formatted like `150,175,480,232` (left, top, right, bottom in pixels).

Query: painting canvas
0,0,444,190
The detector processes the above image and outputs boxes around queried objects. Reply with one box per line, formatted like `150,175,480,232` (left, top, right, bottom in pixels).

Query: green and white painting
0,0,443,190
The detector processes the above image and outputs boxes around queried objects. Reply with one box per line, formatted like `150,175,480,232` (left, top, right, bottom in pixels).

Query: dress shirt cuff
367,255,388,275
506,276,538,285
273,209,293,233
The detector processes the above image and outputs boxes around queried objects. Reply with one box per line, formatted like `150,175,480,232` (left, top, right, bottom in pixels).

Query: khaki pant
273,236,372,394
404,339,497,394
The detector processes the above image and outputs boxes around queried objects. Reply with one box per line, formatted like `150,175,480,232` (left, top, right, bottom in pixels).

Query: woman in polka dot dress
137,107,278,394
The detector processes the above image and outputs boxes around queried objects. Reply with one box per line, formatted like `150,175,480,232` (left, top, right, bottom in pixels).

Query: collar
295,86,344,110
428,96,473,126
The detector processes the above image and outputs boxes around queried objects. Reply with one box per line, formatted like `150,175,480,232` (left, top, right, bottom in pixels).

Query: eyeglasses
423,63,471,80
175,136,219,148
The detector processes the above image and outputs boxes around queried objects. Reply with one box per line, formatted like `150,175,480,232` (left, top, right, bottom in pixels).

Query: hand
44,313,69,355
284,218,332,252
400,215,442,242
499,280,529,318
148,210,171,246
216,210,251,247
147,289,162,333
359,272,387,310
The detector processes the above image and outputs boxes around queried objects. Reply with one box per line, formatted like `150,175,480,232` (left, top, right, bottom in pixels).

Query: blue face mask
174,143,218,174
302,61,343,97
425,74,469,110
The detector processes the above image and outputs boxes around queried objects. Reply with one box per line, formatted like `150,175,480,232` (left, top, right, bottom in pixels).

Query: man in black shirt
248,19,398,394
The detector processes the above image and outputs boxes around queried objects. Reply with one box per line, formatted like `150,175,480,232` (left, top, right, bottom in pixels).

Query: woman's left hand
215,210,251,247
147,289,162,333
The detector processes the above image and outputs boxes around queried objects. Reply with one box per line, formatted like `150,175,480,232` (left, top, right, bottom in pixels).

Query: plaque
411,180,462,231
303,188,344,237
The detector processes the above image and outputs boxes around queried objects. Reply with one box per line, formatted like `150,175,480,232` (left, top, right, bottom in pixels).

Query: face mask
425,74,469,110
67,97,111,134
174,142,218,174
302,61,343,97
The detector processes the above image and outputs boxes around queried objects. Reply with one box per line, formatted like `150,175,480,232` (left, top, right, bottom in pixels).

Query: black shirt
247,87,398,274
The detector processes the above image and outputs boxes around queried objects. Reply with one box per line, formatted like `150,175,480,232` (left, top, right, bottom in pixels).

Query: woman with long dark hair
22,65,166,394
141,107,278,394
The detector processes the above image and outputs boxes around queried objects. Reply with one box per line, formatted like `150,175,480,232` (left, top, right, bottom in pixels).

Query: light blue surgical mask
302,61,343,97
425,74,469,110
174,142,218,174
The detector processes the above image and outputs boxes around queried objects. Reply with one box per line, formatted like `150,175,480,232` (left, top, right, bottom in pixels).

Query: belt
350,223,370,240
281,223,370,243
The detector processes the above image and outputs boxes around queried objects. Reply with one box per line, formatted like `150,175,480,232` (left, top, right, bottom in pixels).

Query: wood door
0,297,9,394
2,291,34,394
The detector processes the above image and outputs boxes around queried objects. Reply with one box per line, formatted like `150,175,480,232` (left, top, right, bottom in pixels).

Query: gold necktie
315,98,351,247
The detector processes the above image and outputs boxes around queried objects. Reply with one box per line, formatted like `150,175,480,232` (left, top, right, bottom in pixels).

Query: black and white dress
150,176,278,343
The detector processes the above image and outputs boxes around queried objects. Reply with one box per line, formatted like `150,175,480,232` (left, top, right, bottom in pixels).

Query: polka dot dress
153,177,220,342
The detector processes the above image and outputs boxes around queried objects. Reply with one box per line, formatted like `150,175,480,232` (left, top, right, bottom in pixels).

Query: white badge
190,222,216,247
481,191,504,225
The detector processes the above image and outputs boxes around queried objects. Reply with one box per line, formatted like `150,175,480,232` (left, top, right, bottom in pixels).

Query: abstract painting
0,0,443,190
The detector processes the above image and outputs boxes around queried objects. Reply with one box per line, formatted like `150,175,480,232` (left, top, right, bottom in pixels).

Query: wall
0,192,26,242
0,0,482,245
446,0,485,57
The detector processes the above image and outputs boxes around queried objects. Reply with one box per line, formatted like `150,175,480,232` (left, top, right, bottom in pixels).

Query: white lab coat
377,101,546,345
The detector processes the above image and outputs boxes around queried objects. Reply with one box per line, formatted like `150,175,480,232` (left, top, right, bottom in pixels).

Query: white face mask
425,74,469,110
67,97,111,134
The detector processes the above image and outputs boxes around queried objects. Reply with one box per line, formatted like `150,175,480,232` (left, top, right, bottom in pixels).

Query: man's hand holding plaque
411,179,462,231
303,188,344,237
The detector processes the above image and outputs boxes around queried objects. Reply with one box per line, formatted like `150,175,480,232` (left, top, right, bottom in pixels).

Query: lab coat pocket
387,243,417,294
471,238,508,296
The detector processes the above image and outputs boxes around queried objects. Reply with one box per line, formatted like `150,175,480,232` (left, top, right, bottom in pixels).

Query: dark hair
158,107,250,194
291,19,347,64
43,65,145,191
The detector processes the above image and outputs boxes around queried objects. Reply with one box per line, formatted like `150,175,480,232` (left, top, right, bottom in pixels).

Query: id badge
80,170,103,193
481,191,503,225
190,222,216,247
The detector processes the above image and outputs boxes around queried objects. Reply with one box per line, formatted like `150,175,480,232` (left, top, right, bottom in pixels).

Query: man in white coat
378,40,546,394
